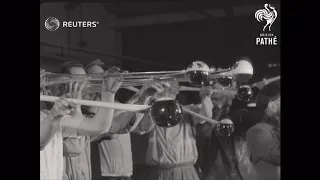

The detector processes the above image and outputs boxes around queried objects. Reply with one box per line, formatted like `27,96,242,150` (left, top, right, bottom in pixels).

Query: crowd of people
40,59,281,180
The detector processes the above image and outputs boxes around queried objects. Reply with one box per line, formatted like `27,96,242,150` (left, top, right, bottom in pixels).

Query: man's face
273,96,281,114
83,65,104,101
59,67,86,96
267,96,281,118
210,82,235,107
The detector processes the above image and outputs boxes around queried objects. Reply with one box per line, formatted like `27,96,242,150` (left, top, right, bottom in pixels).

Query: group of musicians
40,59,281,180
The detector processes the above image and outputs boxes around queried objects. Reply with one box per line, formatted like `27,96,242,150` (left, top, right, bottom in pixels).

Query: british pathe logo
255,4,278,46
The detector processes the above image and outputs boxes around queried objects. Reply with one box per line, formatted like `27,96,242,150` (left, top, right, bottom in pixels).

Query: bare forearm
200,97,213,118
131,96,151,131
40,114,59,150
132,95,155,134
70,106,83,117
77,92,115,136
126,92,141,105
133,114,155,134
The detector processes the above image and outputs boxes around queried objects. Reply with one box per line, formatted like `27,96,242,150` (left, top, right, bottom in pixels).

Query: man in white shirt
131,82,213,180
40,66,123,180
85,60,169,180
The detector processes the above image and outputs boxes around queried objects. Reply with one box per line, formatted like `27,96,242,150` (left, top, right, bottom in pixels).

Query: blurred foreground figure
246,80,280,180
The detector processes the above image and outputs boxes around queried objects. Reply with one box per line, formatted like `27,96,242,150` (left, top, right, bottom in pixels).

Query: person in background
246,80,280,180
198,75,275,180
40,65,122,180
196,82,246,180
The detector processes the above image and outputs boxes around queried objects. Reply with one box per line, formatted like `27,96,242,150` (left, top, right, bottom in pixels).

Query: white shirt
145,105,202,166
40,110,82,180
99,133,133,177
40,110,63,180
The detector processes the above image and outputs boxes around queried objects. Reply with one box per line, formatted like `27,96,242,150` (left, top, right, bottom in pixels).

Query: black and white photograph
40,1,280,180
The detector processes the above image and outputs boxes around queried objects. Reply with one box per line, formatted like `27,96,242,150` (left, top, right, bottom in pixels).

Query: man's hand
66,81,87,100
211,92,233,108
199,86,214,99
66,80,86,115
256,78,268,89
102,67,123,94
50,94,77,118
139,81,170,102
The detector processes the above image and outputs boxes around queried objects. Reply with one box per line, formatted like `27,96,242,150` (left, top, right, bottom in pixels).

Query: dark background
122,17,280,81
40,1,281,179
117,1,281,169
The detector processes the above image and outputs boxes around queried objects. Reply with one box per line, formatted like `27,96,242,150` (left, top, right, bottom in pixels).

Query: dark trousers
100,176,132,180
91,142,102,180
132,164,153,180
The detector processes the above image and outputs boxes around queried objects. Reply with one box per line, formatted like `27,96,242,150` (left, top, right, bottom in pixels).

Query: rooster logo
255,4,277,31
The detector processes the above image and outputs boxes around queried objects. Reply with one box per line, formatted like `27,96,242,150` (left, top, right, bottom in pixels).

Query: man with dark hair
246,79,280,180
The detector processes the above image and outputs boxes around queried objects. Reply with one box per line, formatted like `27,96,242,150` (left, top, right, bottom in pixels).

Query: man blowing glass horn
40,66,131,180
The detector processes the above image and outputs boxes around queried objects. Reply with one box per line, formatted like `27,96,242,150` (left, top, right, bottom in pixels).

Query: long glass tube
42,72,187,87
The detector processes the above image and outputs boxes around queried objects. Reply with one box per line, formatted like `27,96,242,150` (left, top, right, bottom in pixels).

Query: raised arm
40,69,57,150
91,93,150,141
199,86,214,117
187,86,214,125
75,92,116,135
40,94,78,150
131,82,170,134
54,67,124,139
97,81,168,138
132,113,155,135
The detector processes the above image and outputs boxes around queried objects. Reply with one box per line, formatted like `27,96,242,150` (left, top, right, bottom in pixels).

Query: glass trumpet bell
237,85,253,102
186,71,209,87
149,98,183,128
216,119,235,136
